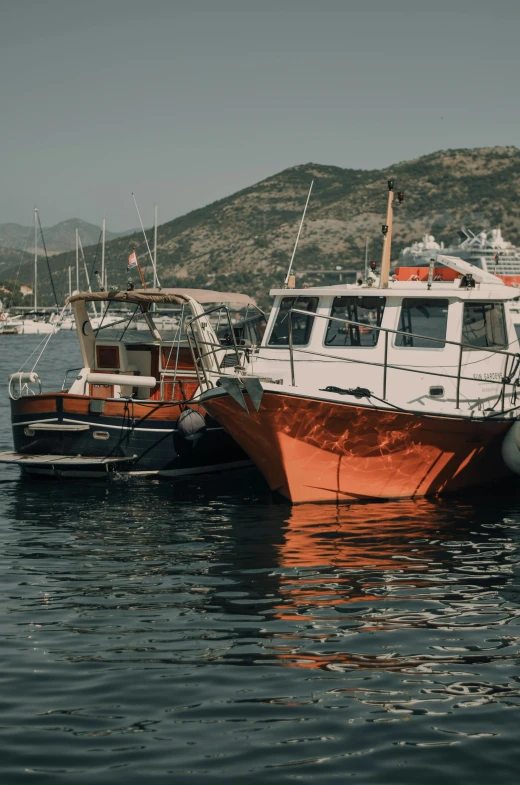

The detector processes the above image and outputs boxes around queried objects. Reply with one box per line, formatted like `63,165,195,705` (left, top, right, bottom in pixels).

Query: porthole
24,428,35,436
429,386,445,398
93,431,109,440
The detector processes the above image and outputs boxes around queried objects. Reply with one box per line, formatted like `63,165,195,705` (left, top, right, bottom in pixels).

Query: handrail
62,367,83,391
285,307,520,408
182,333,517,391
186,304,262,384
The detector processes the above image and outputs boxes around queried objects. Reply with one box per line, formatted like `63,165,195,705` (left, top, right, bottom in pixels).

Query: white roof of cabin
270,280,520,302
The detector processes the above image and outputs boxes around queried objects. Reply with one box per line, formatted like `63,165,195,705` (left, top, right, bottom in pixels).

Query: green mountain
4,145,520,310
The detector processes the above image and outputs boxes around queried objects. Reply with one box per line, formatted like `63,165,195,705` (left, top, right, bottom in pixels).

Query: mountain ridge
2,145,520,309
0,218,134,256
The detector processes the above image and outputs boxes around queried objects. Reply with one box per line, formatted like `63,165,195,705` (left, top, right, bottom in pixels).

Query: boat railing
62,367,84,391
287,308,520,411
9,372,42,400
186,306,250,388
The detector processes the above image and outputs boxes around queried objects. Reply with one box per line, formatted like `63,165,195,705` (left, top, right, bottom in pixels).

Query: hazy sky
1,0,519,230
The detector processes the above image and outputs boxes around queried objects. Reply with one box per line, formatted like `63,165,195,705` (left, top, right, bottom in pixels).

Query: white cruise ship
399,227,520,338
399,227,520,276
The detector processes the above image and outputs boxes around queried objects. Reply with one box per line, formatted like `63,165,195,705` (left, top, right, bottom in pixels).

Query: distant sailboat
5,208,58,334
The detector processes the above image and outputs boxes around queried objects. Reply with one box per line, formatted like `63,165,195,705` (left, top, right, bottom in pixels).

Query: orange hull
202,391,512,503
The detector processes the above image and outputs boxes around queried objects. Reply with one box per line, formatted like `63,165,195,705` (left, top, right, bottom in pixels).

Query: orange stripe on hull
202,391,511,503
12,393,204,421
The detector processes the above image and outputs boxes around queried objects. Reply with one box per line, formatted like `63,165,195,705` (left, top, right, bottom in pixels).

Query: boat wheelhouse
192,255,520,503
0,287,265,478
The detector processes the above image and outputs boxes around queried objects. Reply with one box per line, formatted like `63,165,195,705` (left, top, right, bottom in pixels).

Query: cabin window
462,302,507,348
267,296,318,346
395,298,449,349
325,296,386,346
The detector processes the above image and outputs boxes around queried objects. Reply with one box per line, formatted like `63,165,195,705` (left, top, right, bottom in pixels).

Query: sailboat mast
34,207,38,312
75,228,79,291
78,234,97,318
153,204,158,289
68,266,72,299
101,217,106,288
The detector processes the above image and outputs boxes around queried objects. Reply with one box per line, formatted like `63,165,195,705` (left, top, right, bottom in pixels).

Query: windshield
94,303,190,344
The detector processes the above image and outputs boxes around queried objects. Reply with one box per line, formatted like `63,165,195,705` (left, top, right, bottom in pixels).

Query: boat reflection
267,499,520,672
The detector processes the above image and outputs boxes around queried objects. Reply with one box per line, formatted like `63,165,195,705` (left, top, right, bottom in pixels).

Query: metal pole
288,310,296,386
226,308,241,368
68,266,72,299
502,354,509,413
132,193,161,287
456,343,463,409
34,207,38,311
170,303,185,397
79,234,97,318
153,204,158,289
75,229,79,292
101,217,106,289
383,330,388,399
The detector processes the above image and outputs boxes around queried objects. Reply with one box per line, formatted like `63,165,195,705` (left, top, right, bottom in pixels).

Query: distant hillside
0,218,131,256
4,146,520,309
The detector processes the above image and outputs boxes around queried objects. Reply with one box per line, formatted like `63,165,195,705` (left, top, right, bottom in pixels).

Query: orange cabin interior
89,344,198,401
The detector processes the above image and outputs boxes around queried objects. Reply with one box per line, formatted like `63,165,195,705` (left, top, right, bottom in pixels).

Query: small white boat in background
5,314,59,334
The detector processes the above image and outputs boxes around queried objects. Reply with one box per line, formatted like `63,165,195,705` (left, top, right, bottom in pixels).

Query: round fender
501,421,520,475
177,408,206,441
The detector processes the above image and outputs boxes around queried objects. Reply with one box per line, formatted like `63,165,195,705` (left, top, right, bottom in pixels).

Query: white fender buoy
177,408,206,441
501,421,520,475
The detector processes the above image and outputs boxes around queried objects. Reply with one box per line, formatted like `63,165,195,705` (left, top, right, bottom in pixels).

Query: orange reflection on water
270,499,455,670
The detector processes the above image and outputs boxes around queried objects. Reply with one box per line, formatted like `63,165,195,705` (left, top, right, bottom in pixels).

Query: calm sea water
0,334,520,783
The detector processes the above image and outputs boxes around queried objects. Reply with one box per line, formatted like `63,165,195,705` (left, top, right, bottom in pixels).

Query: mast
78,234,97,318
101,216,106,288
68,266,72,299
34,207,38,311
75,228,79,291
153,204,158,289
380,181,394,289
380,180,404,288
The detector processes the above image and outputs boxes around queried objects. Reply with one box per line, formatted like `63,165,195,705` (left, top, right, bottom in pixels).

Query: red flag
128,251,138,270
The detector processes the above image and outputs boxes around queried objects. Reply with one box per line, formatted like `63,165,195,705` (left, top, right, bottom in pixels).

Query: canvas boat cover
67,288,256,306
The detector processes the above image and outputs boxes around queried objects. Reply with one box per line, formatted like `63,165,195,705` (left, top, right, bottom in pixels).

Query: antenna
364,236,369,282
284,180,314,287
132,193,161,287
